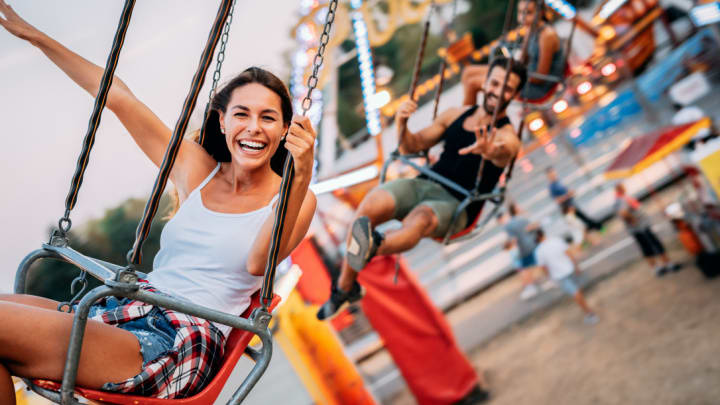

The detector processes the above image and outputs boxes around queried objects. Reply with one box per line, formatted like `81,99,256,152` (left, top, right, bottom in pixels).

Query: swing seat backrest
520,62,572,105
32,292,279,405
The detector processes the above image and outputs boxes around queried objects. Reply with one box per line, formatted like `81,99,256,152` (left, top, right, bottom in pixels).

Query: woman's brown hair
166,67,293,219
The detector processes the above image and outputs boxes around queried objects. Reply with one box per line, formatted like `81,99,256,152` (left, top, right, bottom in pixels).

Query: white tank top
148,163,276,337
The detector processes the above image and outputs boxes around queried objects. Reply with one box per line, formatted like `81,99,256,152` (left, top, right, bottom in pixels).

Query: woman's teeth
238,140,267,152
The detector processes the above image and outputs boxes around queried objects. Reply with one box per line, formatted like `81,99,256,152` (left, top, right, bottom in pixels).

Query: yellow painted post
274,291,377,405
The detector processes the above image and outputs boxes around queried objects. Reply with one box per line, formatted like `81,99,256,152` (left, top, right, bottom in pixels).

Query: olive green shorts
378,178,468,238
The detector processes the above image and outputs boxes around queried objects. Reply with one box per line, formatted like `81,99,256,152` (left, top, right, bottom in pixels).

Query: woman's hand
285,115,316,180
0,1,41,42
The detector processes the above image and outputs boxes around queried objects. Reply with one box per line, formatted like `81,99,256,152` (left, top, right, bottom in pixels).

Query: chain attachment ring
58,217,72,233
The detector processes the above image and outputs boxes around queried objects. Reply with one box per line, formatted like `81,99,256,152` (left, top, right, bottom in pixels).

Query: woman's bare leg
0,300,143,403
0,293,60,310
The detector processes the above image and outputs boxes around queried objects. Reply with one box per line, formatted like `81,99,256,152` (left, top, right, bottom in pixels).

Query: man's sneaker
669,262,683,272
346,216,383,271
316,282,364,320
519,284,539,300
584,313,599,325
655,265,669,277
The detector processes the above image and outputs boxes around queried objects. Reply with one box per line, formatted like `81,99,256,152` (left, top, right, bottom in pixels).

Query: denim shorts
77,297,177,366
519,252,537,268
557,274,580,296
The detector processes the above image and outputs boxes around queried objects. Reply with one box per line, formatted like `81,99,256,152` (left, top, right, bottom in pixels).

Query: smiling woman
200,68,294,179
0,0,318,401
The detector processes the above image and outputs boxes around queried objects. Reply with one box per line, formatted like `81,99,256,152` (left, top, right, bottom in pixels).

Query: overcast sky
0,1,300,292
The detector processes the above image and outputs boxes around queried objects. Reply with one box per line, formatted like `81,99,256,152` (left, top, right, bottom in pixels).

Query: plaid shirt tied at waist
95,282,226,399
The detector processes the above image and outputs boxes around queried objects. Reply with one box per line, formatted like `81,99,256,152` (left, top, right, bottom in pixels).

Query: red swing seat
434,208,485,243
518,63,572,106
31,292,280,405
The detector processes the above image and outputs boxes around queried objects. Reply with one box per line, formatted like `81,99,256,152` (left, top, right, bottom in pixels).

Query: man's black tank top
418,105,511,223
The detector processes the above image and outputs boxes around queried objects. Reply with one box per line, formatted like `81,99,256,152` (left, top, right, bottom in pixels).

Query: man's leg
572,203,601,230
573,291,593,315
561,277,598,323
337,188,397,291
339,204,440,290
375,205,440,256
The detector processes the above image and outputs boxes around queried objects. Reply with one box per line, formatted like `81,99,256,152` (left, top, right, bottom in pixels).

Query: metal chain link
207,0,237,103
260,0,338,308
301,0,338,115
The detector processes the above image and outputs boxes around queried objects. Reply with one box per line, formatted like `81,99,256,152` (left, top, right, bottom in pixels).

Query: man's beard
483,93,509,115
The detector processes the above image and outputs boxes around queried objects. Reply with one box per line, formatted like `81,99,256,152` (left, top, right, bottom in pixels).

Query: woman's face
219,83,288,172
517,0,537,28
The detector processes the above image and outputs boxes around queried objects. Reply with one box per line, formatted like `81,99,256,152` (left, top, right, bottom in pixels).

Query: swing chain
301,0,338,114
207,0,237,102
57,271,89,313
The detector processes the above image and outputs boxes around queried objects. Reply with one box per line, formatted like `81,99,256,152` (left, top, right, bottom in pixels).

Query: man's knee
405,206,439,234
357,188,396,222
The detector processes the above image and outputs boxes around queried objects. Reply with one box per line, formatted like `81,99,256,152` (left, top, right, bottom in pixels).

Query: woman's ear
282,123,290,140
218,110,226,134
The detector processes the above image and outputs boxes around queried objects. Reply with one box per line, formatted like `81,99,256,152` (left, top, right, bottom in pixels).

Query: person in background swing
316,57,526,321
461,0,564,105
0,1,316,401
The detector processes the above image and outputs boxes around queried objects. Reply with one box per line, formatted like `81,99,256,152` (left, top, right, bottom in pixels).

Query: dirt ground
392,246,720,405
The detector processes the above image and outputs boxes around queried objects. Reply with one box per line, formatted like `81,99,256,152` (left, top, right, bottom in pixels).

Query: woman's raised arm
0,1,212,193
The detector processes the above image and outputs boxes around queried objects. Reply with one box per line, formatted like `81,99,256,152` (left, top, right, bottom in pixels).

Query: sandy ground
392,245,720,405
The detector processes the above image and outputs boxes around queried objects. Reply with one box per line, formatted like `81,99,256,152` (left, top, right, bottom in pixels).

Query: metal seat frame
379,151,505,245
15,244,274,405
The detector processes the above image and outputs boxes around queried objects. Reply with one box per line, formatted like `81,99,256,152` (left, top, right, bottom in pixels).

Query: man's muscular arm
396,100,464,154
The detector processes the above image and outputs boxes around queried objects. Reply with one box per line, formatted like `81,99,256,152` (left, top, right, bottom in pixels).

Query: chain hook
57,271,89,313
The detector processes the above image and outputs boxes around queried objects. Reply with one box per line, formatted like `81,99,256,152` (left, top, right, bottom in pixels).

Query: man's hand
458,124,493,157
396,99,418,122
459,124,519,167
396,99,418,151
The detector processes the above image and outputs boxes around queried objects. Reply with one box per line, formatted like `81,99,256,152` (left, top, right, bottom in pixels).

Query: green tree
25,196,172,302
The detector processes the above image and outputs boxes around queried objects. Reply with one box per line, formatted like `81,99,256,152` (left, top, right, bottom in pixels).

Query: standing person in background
614,184,681,277
503,203,541,300
535,229,598,324
546,167,603,231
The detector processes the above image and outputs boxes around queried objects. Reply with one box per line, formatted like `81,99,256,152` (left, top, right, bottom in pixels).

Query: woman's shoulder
177,152,219,200
539,25,559,41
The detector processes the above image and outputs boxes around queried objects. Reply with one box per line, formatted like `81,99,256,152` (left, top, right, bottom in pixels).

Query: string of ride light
350,0,383,136
290,1,327,129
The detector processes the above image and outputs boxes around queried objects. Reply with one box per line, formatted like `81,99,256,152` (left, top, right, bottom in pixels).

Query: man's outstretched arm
396,100,464,154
